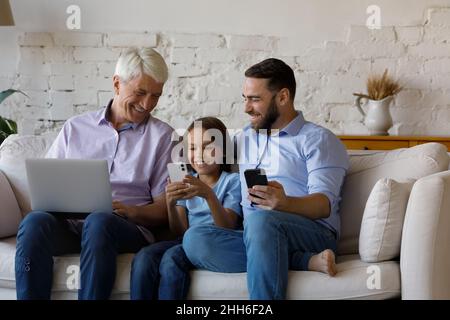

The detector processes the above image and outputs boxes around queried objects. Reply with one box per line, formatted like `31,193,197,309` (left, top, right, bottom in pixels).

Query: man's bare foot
308,249,337,276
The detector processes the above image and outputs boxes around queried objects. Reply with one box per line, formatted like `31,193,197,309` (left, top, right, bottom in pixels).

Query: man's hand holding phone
245,169,288,211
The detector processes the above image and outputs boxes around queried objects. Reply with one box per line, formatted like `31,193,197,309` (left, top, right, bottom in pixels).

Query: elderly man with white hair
15,48,174,300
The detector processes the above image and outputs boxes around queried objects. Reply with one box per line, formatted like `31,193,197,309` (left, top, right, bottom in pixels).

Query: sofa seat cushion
0,237,16,290
188,255,400,300
0,236,133,297
1,237,400,300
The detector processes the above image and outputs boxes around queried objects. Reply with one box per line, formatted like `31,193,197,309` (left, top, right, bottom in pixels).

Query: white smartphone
167,163,189,182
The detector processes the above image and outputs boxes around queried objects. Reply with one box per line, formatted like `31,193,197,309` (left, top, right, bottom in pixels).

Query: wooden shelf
338,135,450,151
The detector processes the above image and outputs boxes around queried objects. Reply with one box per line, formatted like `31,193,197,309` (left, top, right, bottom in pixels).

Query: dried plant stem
354,69,402,101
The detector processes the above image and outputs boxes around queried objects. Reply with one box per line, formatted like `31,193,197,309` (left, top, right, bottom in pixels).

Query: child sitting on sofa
130,116,242,300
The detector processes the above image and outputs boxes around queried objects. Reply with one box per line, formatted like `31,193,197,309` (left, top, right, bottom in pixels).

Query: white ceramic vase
354,95,393,136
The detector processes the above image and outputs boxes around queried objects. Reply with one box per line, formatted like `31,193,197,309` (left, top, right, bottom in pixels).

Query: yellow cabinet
338,136,450,151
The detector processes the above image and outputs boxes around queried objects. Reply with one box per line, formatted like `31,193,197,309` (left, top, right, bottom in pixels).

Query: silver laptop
25,158,113,219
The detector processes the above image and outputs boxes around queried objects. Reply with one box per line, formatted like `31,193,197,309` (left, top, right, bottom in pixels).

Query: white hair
114,47,168,83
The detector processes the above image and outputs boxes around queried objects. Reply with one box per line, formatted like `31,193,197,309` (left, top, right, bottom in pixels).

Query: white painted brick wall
49,75,74,91
0,77,13,89
43,47,73,63
423,26,450,43
172,34,224,48
408,42,450,58
105,33,157,47
394,89,422,107
171,48,196,64
396,56,425,76
170,64,206,78
74,76,112,91
18,32,53,46
97,62,116,77
17,75,49,91
395,26,423,45
424,59,450,74
421,90,450,107
228,35,276,51
202,101,221,117
427,8,450,27
53,32,103,47
5,6,450,136
73,90,98,106
23,91,50,108
73,47,119,62
98,91,114,106
347,26,396,43
50,63,97,76
197,48,235,63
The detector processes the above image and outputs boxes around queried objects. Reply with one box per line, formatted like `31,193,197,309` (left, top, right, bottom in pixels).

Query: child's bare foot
308,249,337,276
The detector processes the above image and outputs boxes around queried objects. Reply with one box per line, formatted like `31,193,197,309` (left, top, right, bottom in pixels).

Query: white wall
9,0,450,42
1,1,450,136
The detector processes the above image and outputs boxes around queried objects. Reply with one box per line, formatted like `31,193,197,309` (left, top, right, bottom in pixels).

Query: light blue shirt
236,111,349,238
177,171,242,227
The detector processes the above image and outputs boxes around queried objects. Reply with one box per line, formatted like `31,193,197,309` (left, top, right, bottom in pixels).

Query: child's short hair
186,117,232,173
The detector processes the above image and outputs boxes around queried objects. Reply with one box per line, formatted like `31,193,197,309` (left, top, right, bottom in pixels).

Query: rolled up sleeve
304,130,349,207
308,167,347,208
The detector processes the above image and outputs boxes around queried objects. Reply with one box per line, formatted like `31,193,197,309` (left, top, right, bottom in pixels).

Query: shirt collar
279,111,305,136
97,99,145,134
96,100,111,126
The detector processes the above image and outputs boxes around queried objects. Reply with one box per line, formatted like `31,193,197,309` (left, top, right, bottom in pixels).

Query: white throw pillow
0,133,57,216
359,178,415,262
0,170,22,238
339,143,449,255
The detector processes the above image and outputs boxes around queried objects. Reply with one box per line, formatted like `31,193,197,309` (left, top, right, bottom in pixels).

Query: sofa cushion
0,236,134,298
338,143,449,255
0,133,57,216
359,178,414,263
188,254,401,300
0,171,22,238
0,236,400,300
400,170,450,299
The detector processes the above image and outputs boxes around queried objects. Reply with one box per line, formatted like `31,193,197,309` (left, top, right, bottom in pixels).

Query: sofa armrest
400,170,450,299
0,169,22,238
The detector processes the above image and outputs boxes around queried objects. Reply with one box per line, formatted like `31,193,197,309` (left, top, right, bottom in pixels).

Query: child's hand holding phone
181,175,214,200
166,163,191,206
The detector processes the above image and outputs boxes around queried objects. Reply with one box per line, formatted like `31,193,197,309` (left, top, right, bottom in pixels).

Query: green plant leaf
0,89,29,105
0,131,9,145
0,116,17,135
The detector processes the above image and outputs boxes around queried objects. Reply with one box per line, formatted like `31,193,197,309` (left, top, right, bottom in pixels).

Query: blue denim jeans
15,211,147,300
130,240,193,300
182,209,337,300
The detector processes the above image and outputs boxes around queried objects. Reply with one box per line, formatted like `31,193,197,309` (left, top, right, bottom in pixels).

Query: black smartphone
244,169,268,205
244,168,268,188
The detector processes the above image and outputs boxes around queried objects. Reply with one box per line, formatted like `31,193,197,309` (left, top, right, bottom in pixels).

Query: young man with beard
182,58,350,300
15,48,174,300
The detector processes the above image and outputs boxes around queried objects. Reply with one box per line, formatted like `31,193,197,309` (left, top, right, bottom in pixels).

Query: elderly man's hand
112,200,137,220
247,180,288,211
